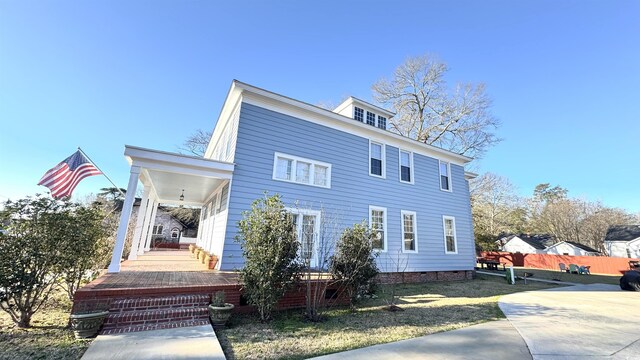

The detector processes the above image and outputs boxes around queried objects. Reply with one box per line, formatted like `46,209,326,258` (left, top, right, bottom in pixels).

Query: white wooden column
127,186,150,260
108,166,140,273
143,200,159,251
137,193,156,255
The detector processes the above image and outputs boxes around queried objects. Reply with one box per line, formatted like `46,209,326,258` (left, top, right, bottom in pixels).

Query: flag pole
77,147,127,198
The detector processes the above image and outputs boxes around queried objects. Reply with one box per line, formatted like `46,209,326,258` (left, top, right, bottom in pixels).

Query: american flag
38,150,102,199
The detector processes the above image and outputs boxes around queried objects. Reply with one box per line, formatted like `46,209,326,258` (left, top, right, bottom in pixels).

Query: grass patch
0,289,90,360
480,266,621,285
217,275,556,360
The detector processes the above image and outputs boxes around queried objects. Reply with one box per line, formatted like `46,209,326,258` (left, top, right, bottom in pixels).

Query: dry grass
0,290,90,360
217,275,556,360
480,266,621,285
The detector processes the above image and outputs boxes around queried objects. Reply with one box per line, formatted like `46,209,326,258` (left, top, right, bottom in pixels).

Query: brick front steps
101,294,211,335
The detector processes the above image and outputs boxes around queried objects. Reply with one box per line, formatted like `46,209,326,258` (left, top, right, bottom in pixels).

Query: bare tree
471,173,525,237
179,129,212,157
372,54,501,159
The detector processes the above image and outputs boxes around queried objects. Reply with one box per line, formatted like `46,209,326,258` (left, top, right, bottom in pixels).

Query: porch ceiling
125,145,234,206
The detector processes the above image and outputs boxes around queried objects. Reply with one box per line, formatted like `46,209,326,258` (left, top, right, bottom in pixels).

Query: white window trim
369,205,388,252
439,160,452,192
272,152,332,189
398,149,414,184
368,140,386,179
354,107,364,122
401,210,418,253
285,207,321,267
442,215,458,254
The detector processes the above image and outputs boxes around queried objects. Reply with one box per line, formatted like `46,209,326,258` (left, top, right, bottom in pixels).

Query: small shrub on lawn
330,223,379,310
236,193,302,322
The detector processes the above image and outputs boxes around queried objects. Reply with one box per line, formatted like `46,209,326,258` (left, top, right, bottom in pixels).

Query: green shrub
236,194,301,322
0,195,110,328
329,223,379,309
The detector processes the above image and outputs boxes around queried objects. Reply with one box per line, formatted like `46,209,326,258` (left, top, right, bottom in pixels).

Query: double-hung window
369,206,387,251
402,211,417,252
369,141,385,177
399,150,413,183
443,216,458,254
439,160,451,191
273,152,331,188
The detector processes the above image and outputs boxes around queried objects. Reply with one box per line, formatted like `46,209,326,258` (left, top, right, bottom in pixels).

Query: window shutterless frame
369,205,387,252
439,160,452,192
401,210,418,253
368,140,386,178
272,152,332,189
398,149,414,184
442,215,458,254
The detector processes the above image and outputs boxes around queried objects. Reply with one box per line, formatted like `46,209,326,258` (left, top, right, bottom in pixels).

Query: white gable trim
220,80,471,165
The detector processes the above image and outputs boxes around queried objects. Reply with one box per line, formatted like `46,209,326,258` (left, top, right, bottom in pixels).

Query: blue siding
221,102,475,271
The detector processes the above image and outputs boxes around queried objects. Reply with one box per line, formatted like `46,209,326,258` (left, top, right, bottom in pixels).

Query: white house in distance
500,234,555,254
499,234,601,256
544,241,600,256
604,225,640,258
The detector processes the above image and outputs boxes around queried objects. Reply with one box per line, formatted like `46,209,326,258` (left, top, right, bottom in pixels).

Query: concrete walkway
499,284,640,359
81,325,225,360
312,319,531,360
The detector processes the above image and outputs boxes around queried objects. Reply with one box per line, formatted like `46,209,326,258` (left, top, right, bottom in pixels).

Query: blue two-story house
107,80,476,280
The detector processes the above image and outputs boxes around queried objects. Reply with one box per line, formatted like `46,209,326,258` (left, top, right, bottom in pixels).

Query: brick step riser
109,295,210,312
101,319,211,335
104,307,209,328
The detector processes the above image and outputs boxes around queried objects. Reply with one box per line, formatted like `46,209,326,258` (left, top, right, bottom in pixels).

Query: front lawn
217,274,556,360
0,290,90,360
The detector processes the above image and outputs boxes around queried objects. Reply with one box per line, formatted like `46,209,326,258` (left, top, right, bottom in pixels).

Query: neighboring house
604,225,640,258
131,199,198,246
500,234,555,254
544,241,601,256
107,80,477,276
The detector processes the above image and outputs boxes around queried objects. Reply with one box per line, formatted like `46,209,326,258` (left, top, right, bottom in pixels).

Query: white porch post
107,166,141,273
137,193,156,255
127,186,150,260
144,200,159,252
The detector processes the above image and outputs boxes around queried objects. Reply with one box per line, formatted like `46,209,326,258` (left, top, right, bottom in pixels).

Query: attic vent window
354,107,364,122
366,111,376,126
377,116,387,130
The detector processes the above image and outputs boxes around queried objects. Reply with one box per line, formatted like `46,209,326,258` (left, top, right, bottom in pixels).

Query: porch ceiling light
179,189,185,202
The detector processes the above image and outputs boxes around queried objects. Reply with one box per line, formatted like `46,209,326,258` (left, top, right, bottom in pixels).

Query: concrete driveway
499,283,640,359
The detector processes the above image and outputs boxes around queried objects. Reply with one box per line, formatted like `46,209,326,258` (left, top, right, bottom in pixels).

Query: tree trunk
17,313,31,328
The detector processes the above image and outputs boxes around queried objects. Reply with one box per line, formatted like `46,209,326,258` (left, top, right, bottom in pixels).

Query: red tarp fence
479,251,639,275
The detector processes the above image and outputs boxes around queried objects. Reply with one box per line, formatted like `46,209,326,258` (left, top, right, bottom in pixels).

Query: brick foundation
376,270,475,284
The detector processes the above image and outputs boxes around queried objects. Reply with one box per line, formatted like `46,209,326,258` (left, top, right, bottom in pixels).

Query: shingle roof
500,234,556,250
564,241,600,253
604,225,640,242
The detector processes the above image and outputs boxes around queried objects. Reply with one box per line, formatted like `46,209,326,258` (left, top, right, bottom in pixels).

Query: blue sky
1,0,638,213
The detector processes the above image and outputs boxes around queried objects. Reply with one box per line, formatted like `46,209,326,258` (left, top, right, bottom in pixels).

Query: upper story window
369,206,387,251
369,141,385,178
439,160,451,191
218,183,229,212
366,111,376,126
402,211,417,252
443,215,458,254
377,116,386,129
399,150,413,184
273,152,331,188
171,227,180,239
354,107,364,122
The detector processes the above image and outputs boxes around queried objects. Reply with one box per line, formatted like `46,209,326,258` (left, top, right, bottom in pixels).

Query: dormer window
377,116,386,130
366,111,376,126
354,107,364,122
